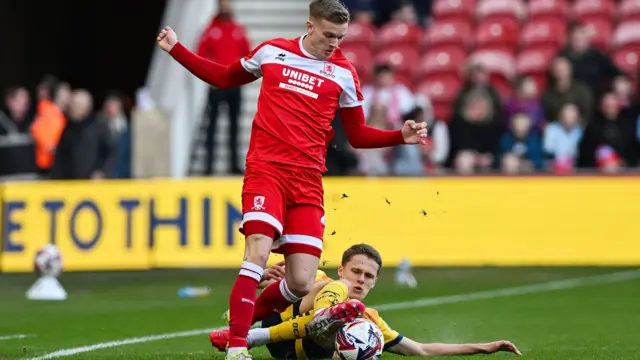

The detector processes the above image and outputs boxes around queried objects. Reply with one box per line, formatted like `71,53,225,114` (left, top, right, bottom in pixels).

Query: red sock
228,261,264,348
252,279,300,323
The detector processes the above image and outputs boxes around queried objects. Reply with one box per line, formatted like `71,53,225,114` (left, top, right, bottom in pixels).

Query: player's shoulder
364,307,381,321
258,37,302,54
315,269,334,282
331,48,358,75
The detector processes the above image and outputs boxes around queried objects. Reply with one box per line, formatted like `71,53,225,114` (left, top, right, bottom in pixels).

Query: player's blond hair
309,0,351,24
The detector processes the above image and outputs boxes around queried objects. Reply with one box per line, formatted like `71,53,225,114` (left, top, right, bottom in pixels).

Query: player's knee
286,275,315,297
244,233,274,268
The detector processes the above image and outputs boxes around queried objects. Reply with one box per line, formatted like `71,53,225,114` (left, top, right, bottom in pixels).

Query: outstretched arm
387,337,521,357
157,26,257,89
338,106,427,149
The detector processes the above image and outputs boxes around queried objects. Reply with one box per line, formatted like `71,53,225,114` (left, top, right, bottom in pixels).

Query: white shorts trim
241,212,284,234
272,234,324,252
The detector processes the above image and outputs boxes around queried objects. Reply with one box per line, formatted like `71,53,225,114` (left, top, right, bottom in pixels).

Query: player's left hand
486,340,522,356
401,120,428,145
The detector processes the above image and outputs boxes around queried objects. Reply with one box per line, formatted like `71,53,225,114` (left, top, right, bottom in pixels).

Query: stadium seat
417,48,467,82
432,0,477,22
476,0,527,24
613,48,640,76
571,0,616,24
341,45,374,84
583,19,614,52
474,18,520,54
613,21,640,51
520,19,567,52
422,20,473,53
415,75,462,122
619,0,640,23
528,0,569,23
516,48,557,90
374,46,420,82
375,21,423,50
341,21,375,48
468,50,516,99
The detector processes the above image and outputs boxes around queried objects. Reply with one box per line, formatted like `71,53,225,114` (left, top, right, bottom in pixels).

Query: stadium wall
1,177,638,273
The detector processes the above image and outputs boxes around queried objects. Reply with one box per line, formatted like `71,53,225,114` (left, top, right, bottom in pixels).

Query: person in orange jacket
30,81,71,176
196,0,252,175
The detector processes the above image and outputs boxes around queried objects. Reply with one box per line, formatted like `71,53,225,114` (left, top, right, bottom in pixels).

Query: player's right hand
157,26,178,52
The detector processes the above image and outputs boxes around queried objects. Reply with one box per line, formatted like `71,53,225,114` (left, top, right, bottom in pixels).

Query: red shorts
240,164,325,258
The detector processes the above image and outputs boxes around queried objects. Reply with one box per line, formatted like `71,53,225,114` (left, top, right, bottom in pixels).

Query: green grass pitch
1,267,639,360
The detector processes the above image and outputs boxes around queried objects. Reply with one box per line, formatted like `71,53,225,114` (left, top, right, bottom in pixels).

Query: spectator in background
559,24,621,100
362,64,415,129
452,63,502,121
51,90,113,180
36,75,59,103
499,113,544,174
578,93,638,172
394,105,450,175
543,103,583,174
503,76,543,132
612,74,633,109
448,92,503,174
357,101,392,176
541,56,592,125
0,86,33,135
197,0,251,175
30,81,71,177
98,92,131,178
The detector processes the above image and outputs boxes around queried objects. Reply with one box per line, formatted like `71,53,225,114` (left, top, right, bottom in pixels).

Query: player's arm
156,26,257,89
337,69,427,148
387,337,522,357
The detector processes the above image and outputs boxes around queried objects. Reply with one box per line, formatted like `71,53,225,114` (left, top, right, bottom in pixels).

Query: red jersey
240,36,364,173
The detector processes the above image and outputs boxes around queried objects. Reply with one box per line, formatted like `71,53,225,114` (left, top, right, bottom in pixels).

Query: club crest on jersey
320,62,336,78
252,196,266,211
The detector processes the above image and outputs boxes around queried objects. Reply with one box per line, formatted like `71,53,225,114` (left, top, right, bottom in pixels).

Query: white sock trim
240,261,264,283
280,279,301,303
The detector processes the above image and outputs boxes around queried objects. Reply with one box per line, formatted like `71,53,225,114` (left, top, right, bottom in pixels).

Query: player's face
306,18,348,59
338,254,379,301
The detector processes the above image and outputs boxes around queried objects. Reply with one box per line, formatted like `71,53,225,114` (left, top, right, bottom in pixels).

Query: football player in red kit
156,1,427,359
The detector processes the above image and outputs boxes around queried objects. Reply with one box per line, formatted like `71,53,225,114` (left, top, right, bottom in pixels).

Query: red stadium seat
417,48,467,81
374,46,420,81
375,21,423,50
520,19,567,52
613,48,640,76
572,0,616,24
415,75,462,121
613,21,640,51
422,20,473,53
516,48,556,90
476,0,527,24
341,45,374,84
432,0,477,22
619,0,640,23
528,0,569,22
468,50,516,99
341,21,375,48
581,19,613,52
474,18,520,54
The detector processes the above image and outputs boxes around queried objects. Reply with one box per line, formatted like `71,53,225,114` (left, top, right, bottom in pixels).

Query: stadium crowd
2,0,640,178
0,77,132,179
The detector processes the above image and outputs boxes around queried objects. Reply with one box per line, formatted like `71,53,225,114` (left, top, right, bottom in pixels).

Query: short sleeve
339,67,364,108
364,308,402,349
240,41,270,78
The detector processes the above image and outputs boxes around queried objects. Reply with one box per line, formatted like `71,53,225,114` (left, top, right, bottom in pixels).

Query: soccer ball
34,244,63,277
335,319,384,360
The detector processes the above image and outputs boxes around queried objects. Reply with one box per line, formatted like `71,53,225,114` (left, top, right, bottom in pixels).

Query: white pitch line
28,269,640,360
0,334,35,341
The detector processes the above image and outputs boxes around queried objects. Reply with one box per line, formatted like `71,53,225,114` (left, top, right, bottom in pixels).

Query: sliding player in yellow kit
210,244,521,359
